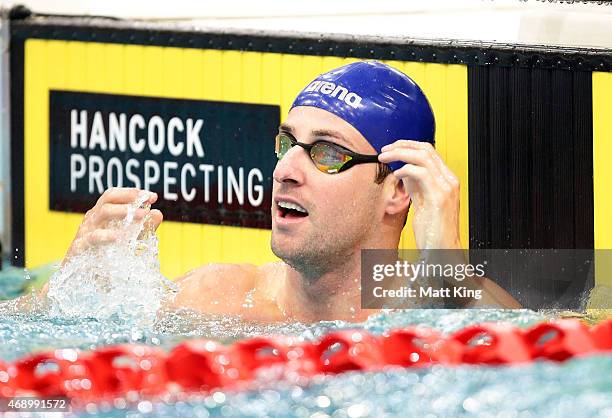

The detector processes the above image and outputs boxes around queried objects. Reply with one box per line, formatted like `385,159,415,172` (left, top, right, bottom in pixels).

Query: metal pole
0,6,11,269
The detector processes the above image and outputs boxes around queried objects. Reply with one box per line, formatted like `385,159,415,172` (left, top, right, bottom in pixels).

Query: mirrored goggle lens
275,134,293,159
310,143,352,174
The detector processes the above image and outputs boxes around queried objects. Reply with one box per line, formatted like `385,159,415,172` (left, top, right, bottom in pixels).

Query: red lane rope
0,318,610,400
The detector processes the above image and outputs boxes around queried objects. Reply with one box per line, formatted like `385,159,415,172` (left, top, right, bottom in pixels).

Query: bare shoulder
254,261,287,299
171,263,259,313
170,261,289,317
468,277,522,308
177,263,259,286
256,261,287,281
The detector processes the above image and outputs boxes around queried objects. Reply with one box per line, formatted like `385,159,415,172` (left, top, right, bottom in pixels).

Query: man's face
271,106,386,276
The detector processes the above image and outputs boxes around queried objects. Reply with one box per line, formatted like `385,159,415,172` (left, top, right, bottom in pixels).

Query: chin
271,235,312,269
270,236,294,260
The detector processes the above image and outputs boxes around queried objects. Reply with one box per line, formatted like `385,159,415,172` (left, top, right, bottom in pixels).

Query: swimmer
53,61,521,322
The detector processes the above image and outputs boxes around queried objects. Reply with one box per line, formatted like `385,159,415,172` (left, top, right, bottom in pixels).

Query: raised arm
39,187,163,298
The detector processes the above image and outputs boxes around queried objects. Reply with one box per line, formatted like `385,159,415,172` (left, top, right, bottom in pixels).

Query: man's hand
64,188,163,264
378,140,461,250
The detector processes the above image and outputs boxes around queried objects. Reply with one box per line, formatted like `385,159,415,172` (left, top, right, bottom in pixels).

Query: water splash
46,191,177,327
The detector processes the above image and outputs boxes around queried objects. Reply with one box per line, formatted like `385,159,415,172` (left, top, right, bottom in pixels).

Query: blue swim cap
291,61,435,171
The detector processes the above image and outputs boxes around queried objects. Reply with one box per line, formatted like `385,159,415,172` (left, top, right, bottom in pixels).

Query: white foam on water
46,191,178,326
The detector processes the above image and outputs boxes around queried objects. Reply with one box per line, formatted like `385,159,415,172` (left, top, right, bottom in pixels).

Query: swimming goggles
275,132,380,174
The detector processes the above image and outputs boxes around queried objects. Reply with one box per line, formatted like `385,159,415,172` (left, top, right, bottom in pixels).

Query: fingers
139,209,164,240
89,229,120,244
147,209,164,231
93,204,148,226
379,148,445,201
90,188,159,228
380,141,462,250
392,163,429,191
392,164,427,206
66,229,120,258
381,139,434,153
64,188,163,263
78,206,160,251
379,146,444,179
433,153,460,189
379,140,459,193
96,187,158,207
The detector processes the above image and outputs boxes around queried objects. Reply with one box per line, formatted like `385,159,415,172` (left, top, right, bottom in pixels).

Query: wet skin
52,106,521,323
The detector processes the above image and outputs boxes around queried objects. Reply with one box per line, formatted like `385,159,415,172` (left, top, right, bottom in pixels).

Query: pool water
1,300,611,418
1,200,610,418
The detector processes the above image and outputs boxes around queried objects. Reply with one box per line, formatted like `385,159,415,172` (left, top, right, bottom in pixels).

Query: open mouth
277,201,309,219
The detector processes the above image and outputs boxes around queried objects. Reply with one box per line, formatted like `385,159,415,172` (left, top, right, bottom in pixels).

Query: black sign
49,91,280,228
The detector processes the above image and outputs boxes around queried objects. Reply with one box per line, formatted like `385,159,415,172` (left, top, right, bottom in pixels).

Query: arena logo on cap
304,80,362,109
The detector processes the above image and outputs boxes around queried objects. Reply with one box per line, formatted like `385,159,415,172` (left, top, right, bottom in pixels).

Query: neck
278,235,400,322
274,212,406,322
279,255,363,322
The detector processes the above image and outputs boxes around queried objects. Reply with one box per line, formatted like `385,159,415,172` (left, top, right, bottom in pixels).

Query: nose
273,145,308,185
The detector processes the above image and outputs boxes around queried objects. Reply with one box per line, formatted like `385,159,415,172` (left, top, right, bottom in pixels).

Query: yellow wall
593,72,612,288
24,39,469,278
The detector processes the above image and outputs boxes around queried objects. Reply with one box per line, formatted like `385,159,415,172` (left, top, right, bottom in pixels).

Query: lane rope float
0,318,610,401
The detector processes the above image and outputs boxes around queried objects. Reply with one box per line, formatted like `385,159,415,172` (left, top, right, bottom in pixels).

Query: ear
382,175,411,216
